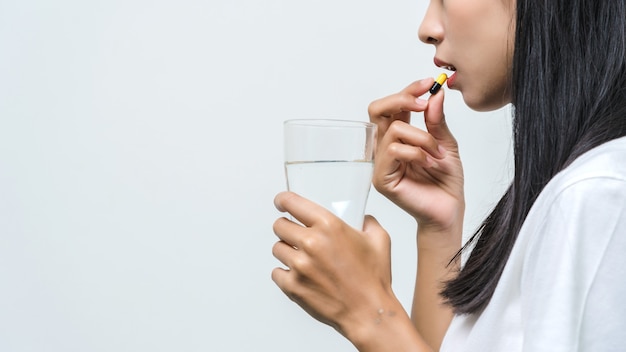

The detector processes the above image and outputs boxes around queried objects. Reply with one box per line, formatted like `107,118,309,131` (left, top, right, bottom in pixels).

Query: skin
272,0,515,350
419,0,516,111
367,80,463,350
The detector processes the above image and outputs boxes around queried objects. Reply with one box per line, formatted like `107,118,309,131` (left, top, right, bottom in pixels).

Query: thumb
362,215,391,250
424,88,455,145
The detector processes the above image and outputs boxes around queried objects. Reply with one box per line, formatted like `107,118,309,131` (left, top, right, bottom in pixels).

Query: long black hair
442,0,626,314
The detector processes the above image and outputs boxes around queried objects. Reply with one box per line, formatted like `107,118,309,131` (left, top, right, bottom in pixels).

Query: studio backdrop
0,0,512,351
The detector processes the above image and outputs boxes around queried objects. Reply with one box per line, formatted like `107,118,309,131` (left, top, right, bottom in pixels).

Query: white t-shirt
440,137,626,351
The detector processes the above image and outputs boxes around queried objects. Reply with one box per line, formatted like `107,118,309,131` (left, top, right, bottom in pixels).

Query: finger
386,141,439,168
272,267,307,306
362,215,391,252
373,141,436,190
274,191,335,228
368,79,433,119
424,88,455,145
271,266,292,294
363,215,386,234
273,216,306,249
402,77,436,97
272,240,298,267
382,120,446,160
362,215,381,232
368,79,434,126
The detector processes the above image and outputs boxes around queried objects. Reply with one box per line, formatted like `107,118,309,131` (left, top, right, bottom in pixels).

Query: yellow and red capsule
429,73,448,94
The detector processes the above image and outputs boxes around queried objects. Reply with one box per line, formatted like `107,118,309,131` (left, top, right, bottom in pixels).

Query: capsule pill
429,73,448,94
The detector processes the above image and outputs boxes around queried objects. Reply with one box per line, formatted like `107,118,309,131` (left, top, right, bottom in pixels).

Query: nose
418,2,444,45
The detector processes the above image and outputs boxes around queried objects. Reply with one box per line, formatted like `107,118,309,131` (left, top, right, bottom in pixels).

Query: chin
461,92,511,112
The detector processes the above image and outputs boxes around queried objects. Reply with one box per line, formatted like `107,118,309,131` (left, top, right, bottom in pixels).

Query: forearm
346,296,434,352
343,223,461,352
411,225,462,351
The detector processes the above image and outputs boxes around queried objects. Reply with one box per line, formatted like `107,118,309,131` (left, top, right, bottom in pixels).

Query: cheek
459,53,512,111
462,75,511,111
445,10,514,111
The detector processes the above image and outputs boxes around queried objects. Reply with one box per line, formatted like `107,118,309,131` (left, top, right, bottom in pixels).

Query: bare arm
348,295,435,352
272,194,434,352
412,225,462,350
271,79,464,351
369,79,465,350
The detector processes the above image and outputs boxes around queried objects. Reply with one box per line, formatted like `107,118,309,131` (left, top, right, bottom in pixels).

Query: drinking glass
283,119,377,230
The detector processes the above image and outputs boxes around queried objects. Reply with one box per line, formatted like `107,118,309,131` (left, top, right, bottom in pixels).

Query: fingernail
415,98,428,108
426,155,439,168
438,144,447,157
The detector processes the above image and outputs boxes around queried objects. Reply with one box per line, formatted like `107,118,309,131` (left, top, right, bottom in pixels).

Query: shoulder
440,138,626,352
517,136,626,298
521,136,626,253
528,136,626,221
515,137,626,350
550,136,626,192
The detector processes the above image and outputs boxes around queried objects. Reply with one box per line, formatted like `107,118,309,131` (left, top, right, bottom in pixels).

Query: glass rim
284,119,376,129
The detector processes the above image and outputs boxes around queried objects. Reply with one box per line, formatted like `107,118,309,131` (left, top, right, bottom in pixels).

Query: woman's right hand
368,78,465,234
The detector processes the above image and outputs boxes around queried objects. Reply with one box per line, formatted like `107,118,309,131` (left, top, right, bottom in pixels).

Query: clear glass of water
283,119,377,230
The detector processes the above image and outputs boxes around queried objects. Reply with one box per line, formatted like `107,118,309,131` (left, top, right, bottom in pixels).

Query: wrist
416,219,463,251
414,202,465,246
345,298,432,352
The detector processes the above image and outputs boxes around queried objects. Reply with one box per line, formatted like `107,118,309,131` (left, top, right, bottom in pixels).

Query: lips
433,58,456,72
446,71,457,88
433,58,457,88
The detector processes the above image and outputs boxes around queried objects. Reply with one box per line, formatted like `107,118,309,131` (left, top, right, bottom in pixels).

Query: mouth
433,57,458,88
441,65,456,72
433,58,456,73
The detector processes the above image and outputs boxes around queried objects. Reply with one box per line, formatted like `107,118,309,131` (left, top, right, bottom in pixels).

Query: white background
0,0,513,351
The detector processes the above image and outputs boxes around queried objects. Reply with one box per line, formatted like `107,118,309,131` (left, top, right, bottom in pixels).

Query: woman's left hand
271,191,396,339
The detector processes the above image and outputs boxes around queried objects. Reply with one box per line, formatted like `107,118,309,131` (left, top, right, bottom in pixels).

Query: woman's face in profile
418,0,516,112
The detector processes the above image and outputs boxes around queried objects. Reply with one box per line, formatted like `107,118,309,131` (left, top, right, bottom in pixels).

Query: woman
272,0,626,350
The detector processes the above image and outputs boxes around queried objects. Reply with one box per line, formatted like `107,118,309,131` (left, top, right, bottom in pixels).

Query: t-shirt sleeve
521,177,626,351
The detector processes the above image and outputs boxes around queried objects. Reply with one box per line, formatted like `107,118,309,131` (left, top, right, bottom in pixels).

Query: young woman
272,0,626,350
